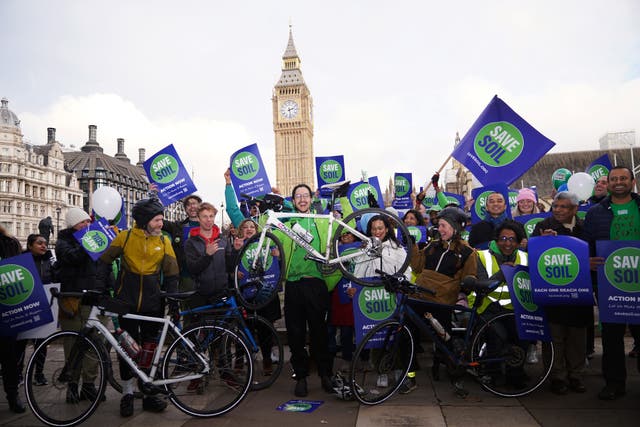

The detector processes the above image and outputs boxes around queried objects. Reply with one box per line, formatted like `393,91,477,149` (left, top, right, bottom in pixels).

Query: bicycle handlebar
374,269,436,296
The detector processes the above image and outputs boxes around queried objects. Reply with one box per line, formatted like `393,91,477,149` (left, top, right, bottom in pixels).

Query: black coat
184,234,229,297
26,250,55,284
55,228,100,292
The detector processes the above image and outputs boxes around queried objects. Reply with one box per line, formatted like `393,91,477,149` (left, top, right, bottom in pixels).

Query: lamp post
55,207,61,245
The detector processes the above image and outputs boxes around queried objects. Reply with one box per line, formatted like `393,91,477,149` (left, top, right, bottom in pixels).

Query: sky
2,0,639,209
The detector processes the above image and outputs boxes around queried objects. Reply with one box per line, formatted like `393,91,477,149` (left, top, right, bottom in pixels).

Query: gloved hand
431,172,440,187
367,191,379,208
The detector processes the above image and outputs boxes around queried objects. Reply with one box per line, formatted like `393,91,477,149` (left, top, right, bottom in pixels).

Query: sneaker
66,383,80,404
376,374,388,388
80,383,106,402
568,378,586,393
34,372,48,386
294,377,308,397
398,377,417,394
526,344,539,364
321,375,334,393
142,395,167,413
598,385,626,400
550,380,569,395
120,393,134,417
8,395,26,414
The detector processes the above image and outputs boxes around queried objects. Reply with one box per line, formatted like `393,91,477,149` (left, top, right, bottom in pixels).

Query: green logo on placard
395,176,410,197
537,247,579,286
524,217,544,237
513,270,537,312
605,248,640,293
0,264,35,306
588,165,609,183
408,226,423,242
81,230,109,253
474,191,492,220
320,160,343,183
349,183,379,209
473,121,524,167
508,190,518,209
282,403,313,412
240,242,274,271
358,286,396,321
150,154,179,184
232,151,259,180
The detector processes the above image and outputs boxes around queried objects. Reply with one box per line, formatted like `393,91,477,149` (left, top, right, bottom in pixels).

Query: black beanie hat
132,197,164,228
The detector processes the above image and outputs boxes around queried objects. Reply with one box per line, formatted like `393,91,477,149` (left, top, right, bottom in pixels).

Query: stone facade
0,98,84,245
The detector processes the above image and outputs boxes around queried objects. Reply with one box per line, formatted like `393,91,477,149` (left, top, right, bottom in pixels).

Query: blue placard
501,264,551,341
596,240,640,324
352,284,398,347
585,154,612,183
315,155,345,197
144,144,198,206
73,218,117,261
229,143,272,198
528,235,593,305
471,184,512,224
451,95,556,186
392,173,413,210
346,177,383,211
0,253,53,335
421,191,465,210
512,212,551,237
400,226,427,244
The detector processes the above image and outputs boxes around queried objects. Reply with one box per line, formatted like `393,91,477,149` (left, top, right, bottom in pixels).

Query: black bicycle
349,271,553,404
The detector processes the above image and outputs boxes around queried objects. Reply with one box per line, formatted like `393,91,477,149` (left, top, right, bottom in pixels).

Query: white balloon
92,186,123,220
567,172,595,201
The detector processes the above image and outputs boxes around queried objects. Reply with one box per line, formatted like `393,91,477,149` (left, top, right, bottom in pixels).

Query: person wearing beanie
95,197,179,417
511,188,540,218
405,206,478,394
55,207,105,404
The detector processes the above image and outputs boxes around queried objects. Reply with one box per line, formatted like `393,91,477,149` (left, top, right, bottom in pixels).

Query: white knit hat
65,207,90,228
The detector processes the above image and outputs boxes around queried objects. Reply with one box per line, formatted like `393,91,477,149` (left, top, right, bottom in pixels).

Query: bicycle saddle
321,180,350,198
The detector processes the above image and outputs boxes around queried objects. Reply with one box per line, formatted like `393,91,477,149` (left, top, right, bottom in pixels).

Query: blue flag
451,95,556,186
229,143,272,199
144,144,198,206
315,155,345,197
585,154,612,182
392,173,413,209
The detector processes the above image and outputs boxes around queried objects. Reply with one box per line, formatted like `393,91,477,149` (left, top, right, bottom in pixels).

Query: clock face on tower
280,100,299,119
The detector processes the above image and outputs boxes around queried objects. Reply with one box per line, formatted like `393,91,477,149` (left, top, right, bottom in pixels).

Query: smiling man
583,166,640,400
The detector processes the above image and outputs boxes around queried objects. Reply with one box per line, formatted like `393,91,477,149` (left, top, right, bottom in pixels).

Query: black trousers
0,336,20,400
601,322,627,388
284,278,332,378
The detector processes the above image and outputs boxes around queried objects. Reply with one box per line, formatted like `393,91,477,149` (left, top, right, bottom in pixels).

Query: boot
8,395,26,414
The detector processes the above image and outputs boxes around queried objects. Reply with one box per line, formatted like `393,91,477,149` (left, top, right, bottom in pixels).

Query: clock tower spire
272,26,315,196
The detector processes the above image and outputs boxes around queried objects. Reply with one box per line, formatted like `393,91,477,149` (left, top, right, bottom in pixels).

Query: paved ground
2,337,639,426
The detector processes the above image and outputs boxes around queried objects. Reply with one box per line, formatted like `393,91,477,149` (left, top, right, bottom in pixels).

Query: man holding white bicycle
281,184,335,398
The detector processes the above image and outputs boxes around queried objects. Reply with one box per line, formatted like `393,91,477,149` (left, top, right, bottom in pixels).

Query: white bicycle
233,181,413,310
25,289,253,426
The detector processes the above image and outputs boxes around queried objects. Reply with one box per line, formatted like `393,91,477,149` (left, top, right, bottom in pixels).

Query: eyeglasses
294,194,311,200
498,236,517,242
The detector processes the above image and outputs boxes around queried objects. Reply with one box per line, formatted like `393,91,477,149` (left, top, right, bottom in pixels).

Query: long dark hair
402,209,425,226
366,215,400,246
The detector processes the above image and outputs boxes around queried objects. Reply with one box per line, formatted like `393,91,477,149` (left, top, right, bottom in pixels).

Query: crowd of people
1,165,638,416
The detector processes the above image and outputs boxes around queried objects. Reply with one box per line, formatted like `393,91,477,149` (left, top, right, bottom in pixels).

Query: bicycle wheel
162,324,253,417
234,231,285,310
25,331,106,427
333,208,413,287
243,314,284,391
470,312,553,397
350,320,413,405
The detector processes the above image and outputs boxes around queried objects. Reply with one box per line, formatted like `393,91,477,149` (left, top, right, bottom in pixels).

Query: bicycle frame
253,210,371,268
82,305,209,387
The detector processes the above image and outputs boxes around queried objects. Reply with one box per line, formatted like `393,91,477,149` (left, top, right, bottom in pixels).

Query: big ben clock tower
273,26,315,196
